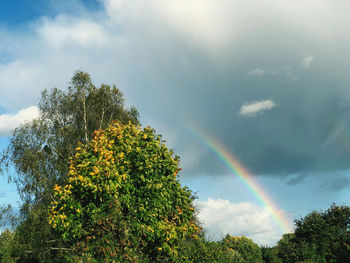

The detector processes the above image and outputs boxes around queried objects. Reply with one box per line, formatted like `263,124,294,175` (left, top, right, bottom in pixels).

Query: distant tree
294,204,350,263
0,71,139,261
176,233,244,263
261,245,281,263
221,235,263,263
48,122,200,262
276,233,303,263
277,204,350,263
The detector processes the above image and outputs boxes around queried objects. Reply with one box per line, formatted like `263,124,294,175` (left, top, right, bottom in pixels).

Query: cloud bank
196,198,285,246
0,106,39,136
1,0,350,176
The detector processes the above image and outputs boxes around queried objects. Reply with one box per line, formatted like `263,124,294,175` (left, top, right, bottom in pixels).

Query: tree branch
82,92,88,144
50,247,73,251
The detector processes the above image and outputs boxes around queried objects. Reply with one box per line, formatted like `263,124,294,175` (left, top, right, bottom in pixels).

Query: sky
0,0,350,246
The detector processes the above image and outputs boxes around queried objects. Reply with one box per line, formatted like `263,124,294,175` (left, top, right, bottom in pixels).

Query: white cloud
0,106,39,136
247,66,299,79
247,68,279,76
151,0,237,50
247,68,266,76
302,56,314,68
37,16,108,49
239,99,276,117
196,198,284,245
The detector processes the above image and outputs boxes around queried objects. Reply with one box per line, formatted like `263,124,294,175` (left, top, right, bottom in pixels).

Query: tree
276,233,303,263
221,235,263,263
0,71,139,261
1,70,138,204
277,204,350,263
175,233,244,263
294,204,350,263
0,229,18,263
48,122,200,262
261,245,281,263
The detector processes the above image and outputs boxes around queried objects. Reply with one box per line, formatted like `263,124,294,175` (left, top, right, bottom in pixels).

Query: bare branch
82,92,88,144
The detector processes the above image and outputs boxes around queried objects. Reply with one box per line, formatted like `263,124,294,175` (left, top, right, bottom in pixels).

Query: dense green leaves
261,246,281,263
221,235,263,263
277,204,350,263
0,229,17,263
176,234,245,263
49,122,200,262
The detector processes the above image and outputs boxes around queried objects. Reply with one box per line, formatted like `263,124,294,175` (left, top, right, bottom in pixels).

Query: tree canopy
1,70,139,204
221,235,263,263
277,204,350,263
48,122,200,261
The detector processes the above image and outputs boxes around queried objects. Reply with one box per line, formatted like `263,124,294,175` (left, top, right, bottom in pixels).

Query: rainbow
188,126,292,234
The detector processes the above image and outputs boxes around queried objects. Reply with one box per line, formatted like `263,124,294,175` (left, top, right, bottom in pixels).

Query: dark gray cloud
321,177,350,192
172,65,350,176
2,0,350,178
286,174,307,186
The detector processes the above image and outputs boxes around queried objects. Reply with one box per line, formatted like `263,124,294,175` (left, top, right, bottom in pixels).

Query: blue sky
0,0,350,245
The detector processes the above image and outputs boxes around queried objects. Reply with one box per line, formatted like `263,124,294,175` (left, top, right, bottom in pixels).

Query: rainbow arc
188,126,292,234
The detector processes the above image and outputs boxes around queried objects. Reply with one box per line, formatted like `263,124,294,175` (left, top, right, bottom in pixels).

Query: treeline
1,203,349,262
0,71,349,262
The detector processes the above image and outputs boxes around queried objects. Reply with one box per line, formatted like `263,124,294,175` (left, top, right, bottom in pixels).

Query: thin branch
99,107,105,130
46,143,70,165
45,240,58,243
50,247,73,251
82,92,88,144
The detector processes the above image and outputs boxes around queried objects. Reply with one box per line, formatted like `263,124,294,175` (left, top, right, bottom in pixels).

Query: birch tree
1,70,139,204
0,71,139,262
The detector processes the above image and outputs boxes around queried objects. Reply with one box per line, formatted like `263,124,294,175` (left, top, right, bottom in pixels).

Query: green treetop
48,122,200,262
277,204,350,263
221,235,263,263
1,70,139,204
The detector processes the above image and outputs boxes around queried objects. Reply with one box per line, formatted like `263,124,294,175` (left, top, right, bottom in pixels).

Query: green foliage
48,122,200,262
1,70,138,203
261,245,281,263
0,229,18,263
221,235,263,263
176,234,244,263
277,204,350,263
0,70,139,262
11,204,74,263
276,233,302,263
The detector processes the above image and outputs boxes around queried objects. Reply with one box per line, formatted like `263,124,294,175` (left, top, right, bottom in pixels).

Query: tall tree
1,70,138,204
0,70,139,262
